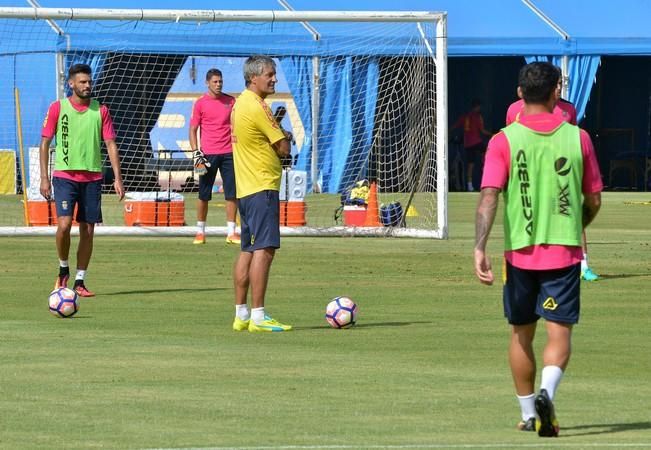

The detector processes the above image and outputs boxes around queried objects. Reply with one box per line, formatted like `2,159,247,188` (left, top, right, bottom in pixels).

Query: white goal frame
0,7,448,239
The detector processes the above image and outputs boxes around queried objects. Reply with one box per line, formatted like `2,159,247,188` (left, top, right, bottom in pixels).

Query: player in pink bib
189,68,238,245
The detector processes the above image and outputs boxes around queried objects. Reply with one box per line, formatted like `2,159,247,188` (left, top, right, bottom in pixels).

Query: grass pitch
0,192,650,449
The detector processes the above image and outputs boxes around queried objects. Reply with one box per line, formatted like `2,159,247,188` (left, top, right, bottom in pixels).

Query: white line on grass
147,443,651,450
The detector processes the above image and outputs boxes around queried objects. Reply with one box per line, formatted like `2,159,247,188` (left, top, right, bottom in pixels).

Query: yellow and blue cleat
232,317,250,332
248,315,292,333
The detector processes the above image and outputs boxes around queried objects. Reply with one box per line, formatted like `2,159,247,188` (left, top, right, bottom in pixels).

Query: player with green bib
474,62,602,437
40,63,124,297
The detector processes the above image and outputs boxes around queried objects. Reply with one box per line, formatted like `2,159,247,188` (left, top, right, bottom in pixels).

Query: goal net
0,8,448,238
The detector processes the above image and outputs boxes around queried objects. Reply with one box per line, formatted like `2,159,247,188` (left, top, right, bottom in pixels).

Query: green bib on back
55,98,102,172
502,121,583,251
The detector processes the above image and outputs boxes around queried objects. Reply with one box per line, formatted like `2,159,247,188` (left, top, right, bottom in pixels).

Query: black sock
74,279,83,287
59,266,70,277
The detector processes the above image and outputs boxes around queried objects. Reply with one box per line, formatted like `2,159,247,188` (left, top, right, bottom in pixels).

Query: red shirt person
452,99,492,191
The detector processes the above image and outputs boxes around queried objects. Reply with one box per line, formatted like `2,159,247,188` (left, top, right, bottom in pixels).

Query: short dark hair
68,63,92,79
518,62,560,104
471,98,481,108
206,68,222,81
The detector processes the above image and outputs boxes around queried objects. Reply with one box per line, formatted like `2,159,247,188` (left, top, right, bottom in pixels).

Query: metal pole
0,7,444,23
311,56,320,193
561,54,570,100
436,15,448,239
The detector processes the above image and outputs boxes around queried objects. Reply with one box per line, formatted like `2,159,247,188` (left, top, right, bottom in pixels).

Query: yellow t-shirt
231,89,286,198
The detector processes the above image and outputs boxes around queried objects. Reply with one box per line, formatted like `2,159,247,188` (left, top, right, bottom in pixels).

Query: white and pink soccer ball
48,287,79,318
325,296,358,329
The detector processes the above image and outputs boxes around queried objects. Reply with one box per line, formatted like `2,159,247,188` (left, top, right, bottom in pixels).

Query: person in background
39,63,124,298
189,68,239,245
452,98,493,192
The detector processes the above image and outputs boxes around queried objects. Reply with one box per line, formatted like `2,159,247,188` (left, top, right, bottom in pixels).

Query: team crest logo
542,297,558,310
61,201,69,211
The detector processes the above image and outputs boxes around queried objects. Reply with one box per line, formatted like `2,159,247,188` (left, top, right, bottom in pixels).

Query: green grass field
0,192,650,449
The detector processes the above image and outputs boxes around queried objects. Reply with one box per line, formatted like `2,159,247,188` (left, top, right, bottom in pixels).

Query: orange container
27,200,78,226
124,200,185,226
279,201,306,227
27,200,57,226
343,205,367,226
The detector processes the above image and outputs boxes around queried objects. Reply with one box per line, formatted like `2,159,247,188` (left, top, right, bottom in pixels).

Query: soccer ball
325,296,358,329
48,288,79,318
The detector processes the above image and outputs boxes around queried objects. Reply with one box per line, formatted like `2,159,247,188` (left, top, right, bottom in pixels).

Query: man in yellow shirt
231,55,292,333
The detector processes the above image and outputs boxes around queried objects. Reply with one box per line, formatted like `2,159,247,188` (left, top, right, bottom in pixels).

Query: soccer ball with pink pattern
48,288,79,318
325,296,358,329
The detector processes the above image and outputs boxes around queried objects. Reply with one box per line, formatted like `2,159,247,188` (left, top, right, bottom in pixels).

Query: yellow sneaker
232,317,250,331
193,232,205,245
248,315,292,333
226,232,241,245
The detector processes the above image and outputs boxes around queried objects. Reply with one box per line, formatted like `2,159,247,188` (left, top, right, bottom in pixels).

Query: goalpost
0,7,448,238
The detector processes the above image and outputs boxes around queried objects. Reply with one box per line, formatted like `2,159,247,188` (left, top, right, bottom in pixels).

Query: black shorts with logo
503,260,581,325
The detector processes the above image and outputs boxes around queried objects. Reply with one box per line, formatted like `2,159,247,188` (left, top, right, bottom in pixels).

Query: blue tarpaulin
1,0,650,192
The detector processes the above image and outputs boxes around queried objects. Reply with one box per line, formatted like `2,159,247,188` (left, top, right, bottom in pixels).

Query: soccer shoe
193,232,206,245
193,149,211,176
74,284,95,298
225,232,241,245
535,389,559,437
248,315,293,333
517,417,536,432
54,273,69,290
581,267,599,281
232,317,250,332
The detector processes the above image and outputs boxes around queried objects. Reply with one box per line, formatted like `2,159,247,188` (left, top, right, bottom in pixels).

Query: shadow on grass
595,273,651,280
101,287,221,296
563,421,651,436
296,320,432,331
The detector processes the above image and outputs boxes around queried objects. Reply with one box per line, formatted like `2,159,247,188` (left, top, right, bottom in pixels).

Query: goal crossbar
0,7,445,23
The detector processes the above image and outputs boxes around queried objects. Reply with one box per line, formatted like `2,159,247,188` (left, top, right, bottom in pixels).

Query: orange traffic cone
363,182,381,227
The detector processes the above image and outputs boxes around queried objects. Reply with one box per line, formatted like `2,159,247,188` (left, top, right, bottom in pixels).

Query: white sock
251,307,266,324
75,270,86,281
517,393,536,421
59,259,69,268
197,221,206,234
235,304,250,321
540,365,564,401
227,221,236,235
581,253,589,271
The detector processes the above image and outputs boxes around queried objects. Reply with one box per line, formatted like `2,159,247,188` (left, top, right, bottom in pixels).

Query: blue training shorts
52,176,103,224
198,153,236,202
238,190,280,252
503,260,581,325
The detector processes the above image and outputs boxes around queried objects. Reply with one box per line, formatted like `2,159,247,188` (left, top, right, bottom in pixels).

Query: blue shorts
238,190,280,252
52,177,103,224
503,260,581,325
198,153,236,201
